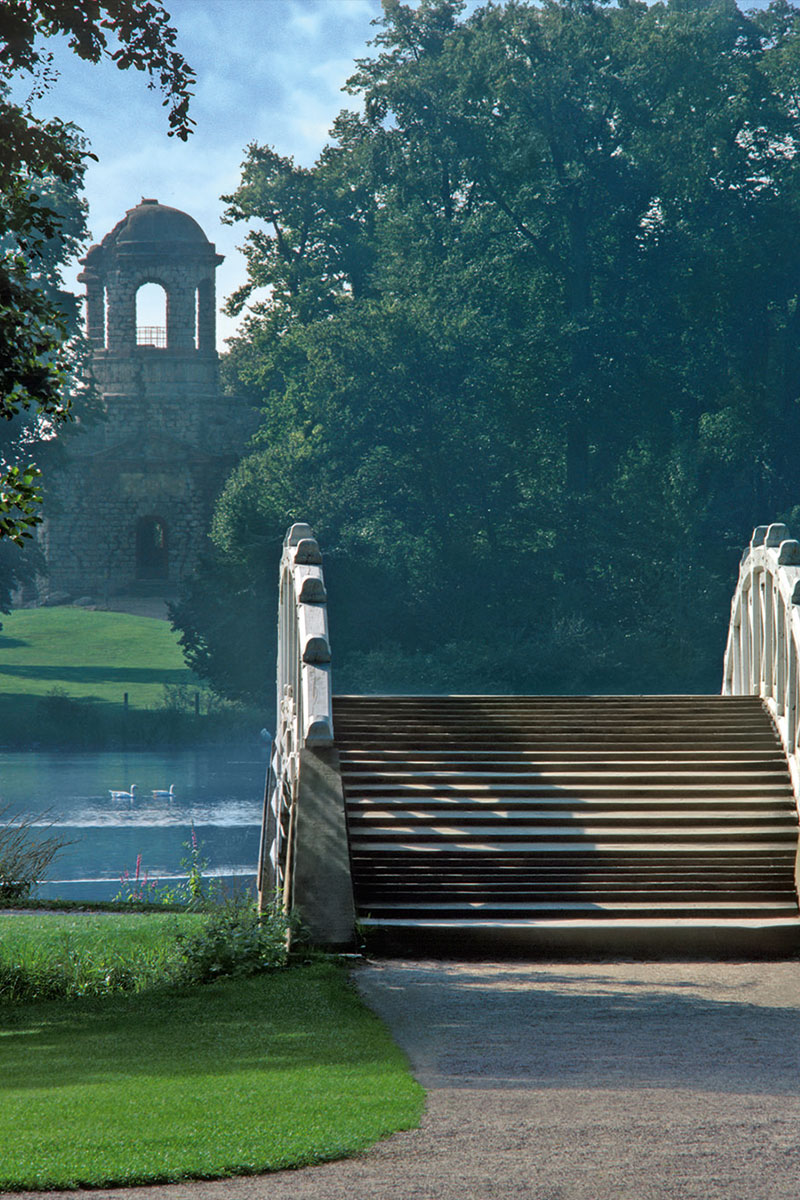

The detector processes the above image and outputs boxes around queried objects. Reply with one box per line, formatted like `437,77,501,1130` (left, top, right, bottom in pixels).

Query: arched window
135,516,169,579
135,283,167,347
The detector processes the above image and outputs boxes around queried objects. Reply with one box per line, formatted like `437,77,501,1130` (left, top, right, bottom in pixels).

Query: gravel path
7,957,800,1200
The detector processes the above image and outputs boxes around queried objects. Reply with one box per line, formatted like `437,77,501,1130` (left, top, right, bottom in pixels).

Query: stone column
105,275,136,353
197,276,216,354
82,275,106,346
166,281,197,350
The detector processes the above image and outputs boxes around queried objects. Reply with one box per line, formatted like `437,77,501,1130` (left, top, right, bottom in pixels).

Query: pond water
0,748,268,901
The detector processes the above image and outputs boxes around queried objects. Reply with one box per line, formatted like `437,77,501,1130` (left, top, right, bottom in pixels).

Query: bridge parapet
724,523,800,803
277,522,333,747
257,524,354,944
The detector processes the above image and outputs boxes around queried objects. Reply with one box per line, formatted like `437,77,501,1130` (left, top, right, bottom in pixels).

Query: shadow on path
357,959,800,1095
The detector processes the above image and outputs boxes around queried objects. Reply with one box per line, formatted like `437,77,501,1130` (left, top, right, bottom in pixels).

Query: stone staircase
333,694,800,926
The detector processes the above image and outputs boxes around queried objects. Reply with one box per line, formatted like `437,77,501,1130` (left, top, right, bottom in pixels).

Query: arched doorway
135,516,169,579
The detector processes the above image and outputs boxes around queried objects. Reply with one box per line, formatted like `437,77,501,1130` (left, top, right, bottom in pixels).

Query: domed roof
79,198,223,276
108,198,210,247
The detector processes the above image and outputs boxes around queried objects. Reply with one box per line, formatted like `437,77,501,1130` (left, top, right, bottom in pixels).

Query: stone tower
39,198,254,601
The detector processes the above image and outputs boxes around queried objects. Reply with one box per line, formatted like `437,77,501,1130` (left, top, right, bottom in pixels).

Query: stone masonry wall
39,200,252,603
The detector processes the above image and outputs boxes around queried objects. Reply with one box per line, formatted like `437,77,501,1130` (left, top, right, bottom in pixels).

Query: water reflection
0,748,267,901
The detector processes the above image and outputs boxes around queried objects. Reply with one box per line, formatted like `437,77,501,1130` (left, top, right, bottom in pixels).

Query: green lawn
0,607,193,709
0,607,253,747
0,963,424,1191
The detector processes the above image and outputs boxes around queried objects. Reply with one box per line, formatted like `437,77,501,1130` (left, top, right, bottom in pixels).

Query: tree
0,1,194,546
177,0,800,701
0,131,94,607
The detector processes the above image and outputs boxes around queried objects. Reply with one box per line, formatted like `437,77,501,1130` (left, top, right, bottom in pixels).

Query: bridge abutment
291,747,356,947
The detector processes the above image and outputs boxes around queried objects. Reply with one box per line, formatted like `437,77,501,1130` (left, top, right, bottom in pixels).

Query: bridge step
333,695,800,924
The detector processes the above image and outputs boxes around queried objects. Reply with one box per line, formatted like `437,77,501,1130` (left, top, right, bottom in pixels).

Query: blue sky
19,0,387,345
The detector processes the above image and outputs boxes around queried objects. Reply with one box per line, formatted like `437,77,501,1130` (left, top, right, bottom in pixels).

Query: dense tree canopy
174,0,800,705
0,0,194,553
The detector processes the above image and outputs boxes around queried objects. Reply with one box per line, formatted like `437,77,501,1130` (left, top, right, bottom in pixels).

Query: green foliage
0,691,255,750
0,463,41,545
169,550,275,705
0,893,290,1003
0,3,195,138
178,0,800,698
160,681,227,714
0,2,194,543
0,146,86,559
0,899,290,1003
175,899,289,984
115,827,220,909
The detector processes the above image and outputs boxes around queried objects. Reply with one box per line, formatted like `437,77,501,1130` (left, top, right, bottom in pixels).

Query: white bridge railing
257,522,333,911
723,523,800,804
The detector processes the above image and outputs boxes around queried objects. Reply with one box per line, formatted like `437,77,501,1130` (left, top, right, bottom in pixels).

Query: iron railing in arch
136,325,166,347
256,523,333,911
723,523,800,803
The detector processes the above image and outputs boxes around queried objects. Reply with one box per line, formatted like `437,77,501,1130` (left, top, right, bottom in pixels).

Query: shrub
175,899,289,984
0,805,69,902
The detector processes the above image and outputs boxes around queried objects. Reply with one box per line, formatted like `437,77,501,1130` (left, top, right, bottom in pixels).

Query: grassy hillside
0,607,193,709
0,607,254,748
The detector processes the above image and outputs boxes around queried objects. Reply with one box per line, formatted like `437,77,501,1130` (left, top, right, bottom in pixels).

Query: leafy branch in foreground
0,463,42,544
0,2,195,541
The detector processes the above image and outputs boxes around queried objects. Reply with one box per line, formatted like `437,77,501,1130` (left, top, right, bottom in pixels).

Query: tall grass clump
0,899,291,1004
0,912,206,1002
0,805,69,902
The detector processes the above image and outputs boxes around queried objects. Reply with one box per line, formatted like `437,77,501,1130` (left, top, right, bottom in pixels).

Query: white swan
152,784,175,799
109,784,136,801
